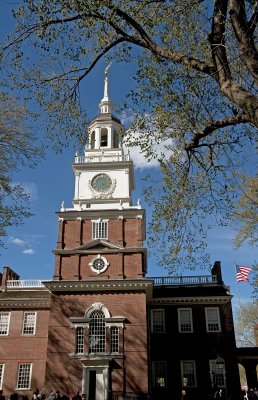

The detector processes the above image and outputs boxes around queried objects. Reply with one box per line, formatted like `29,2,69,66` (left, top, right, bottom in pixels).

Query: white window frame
0,312,10,335
178,308,193,333
22,312,37,335
16,363,32,389
75,326,84,354
150,309,165,333
209,360,226,388
205,307,221,332
180,360,197,387
110,326,119,354
0,364,5,389
92,219,108,240
152,361,167,388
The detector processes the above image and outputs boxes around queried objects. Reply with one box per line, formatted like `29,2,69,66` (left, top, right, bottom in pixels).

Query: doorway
88,371,96,400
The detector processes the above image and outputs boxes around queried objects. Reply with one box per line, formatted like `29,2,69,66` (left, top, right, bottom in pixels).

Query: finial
100,62,114,113
105,61,112,76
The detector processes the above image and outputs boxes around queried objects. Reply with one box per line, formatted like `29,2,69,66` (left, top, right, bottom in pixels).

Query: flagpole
234,263,246,346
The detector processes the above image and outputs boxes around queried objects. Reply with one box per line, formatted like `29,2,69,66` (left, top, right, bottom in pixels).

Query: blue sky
0,0,256,315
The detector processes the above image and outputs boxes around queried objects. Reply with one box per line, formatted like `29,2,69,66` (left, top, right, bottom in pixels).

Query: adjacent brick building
0,71,256,400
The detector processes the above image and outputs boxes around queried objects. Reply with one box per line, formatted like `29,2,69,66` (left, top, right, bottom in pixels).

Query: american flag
235,265,252,283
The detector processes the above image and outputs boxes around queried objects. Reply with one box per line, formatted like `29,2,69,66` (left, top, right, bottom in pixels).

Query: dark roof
152,284,230,298
89,113,121,125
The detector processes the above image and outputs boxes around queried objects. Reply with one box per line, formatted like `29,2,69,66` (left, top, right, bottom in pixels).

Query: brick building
0,71,256,400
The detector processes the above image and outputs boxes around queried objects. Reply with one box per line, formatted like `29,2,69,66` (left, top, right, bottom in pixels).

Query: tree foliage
0,93,43,247
234,300,258,347
0,0,257,269
232,175,258,248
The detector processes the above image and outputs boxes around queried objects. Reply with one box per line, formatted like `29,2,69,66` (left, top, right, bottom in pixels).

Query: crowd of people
0,390,83,400
180,386,258,400
241,388,258,400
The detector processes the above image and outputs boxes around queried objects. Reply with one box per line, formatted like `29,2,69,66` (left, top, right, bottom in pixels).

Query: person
181,388,190,400
72,392,82,400
214,388,226,399
54,392,61,400
32,390,39,400
248,388,258,399
0,390,5,400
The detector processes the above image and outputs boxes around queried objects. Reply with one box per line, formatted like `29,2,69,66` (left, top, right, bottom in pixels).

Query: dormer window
100,128,108,147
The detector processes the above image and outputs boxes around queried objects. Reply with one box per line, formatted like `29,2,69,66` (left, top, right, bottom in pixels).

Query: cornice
53,247,147,255
56,208,145,220
149,296,232,305
72,160,133,171
43,279,154,295
0,298,51,309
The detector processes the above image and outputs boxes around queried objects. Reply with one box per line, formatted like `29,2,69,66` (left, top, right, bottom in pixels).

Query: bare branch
185,113,249,150
229,0,258,82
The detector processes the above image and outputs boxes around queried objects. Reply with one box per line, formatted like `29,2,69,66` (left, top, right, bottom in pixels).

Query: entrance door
83,365,109,400
88,371,96,400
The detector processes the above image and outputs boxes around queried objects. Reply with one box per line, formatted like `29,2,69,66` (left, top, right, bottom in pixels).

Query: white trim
85,303,111,319
209,359,226,388
16,363,32,390
92,220,109,240
89,255,109,275
178,308,193,333
180,360,197,387
150,309,165,333
0,312,10,336
22,311,37,335
205,307,221,332
152,361,167,388
0,364,4,389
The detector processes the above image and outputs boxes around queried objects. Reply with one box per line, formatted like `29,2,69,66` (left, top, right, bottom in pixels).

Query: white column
74,172,81,199
103,367,109,400
82,367,88,400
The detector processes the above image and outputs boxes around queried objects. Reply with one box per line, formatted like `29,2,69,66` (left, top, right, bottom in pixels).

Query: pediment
75,239,124,251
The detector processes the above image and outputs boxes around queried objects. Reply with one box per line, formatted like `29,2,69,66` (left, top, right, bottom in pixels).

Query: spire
99,62,114,114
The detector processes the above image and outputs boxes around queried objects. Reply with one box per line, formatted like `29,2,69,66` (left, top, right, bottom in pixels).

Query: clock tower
46,68,150,400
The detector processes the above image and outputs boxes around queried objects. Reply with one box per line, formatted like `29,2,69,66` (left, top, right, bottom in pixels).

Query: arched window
100,128,108,147
113,131,119,148
90,131,96,149
89,310,106,354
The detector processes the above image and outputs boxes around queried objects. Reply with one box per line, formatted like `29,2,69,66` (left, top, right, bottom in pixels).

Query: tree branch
248,1,258,34
185,113,249,150
229,0,258,82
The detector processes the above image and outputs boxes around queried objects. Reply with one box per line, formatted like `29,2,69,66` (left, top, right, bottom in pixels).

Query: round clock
91,173,112,192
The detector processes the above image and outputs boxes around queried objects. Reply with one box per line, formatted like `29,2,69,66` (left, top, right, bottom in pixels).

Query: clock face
91,173,112,192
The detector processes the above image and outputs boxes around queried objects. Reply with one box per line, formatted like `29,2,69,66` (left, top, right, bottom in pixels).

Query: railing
6,280,45,288
5,275,218,289
75,154,130,163
151,275,218,286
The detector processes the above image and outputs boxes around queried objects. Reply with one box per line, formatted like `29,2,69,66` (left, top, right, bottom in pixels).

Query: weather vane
105,61,112,76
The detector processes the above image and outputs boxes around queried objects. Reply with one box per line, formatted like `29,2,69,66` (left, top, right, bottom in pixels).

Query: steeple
69,67,136,211
99,62,114,114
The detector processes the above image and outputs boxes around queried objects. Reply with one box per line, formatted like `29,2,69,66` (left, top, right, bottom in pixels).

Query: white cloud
22,248,35,255
120,111,174,170
126,140,172,170
9,237,26,246
22,182,38,201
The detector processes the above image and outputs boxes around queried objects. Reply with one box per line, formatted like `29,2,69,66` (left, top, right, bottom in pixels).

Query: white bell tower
71,65,136,211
